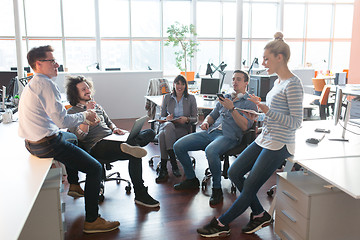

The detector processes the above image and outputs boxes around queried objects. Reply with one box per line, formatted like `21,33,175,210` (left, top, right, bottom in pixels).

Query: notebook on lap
103,115,148,142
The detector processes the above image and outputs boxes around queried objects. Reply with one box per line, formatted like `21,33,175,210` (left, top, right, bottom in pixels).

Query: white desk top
330,84,360,97
145,95,218,110
290,120,360,162
0,121,52,240
297,157,360,199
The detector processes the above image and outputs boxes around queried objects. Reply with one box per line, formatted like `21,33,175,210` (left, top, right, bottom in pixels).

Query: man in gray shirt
65,75,159,208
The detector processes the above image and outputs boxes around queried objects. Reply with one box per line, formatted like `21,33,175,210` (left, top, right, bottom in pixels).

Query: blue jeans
173,130,238,188
218,141,291,225
25,131,102,222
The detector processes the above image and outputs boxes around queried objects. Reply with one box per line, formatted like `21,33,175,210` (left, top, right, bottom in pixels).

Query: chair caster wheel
231,186,236,194
267,189,274,197
125,185,131,194
149,159,154,166
99,194,105,202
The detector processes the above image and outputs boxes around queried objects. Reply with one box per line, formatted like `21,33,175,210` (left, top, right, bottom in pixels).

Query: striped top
255,75,304,155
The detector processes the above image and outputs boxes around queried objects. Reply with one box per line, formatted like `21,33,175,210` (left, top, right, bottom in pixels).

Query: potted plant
165,22,199,82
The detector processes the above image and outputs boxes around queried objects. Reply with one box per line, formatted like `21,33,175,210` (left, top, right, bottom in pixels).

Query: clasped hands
84,101,100,126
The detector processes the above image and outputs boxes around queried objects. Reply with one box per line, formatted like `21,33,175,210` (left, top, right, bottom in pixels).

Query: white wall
56,71,163,119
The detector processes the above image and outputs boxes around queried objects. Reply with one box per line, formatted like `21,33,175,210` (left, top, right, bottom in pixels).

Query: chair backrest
312,78,326,93
147,78,171,96
319,86,331,106
145,78,171,119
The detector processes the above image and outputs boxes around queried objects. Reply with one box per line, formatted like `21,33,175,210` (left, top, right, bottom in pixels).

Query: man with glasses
18,45,120,234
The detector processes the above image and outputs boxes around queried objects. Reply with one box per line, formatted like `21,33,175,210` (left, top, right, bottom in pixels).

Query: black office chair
80,162,131,202
201,122,257,193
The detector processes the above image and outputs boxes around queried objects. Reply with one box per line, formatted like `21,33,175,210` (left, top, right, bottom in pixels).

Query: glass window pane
197,2,221,38
164,44,180,76
242,3,250,38
307,4,332,38
332,41,351,73
223,2,237,38
99,0,129,37
0,40,17,70
251,40,268,68
197,40,220,70
27,39,64,66
25,0,62,36
101,40,130,70
63,0,95,37
305,41,330,70
163,1,191,34
65,40,97,72
334,4,353,38
251,3,278,38
0,0,15,36
131,0,161,37
283,4,305,38
132,40,160,70
223,40,235,70
287,41,304,69
242,40,250,68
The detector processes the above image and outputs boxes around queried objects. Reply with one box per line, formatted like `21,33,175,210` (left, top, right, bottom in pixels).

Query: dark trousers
25,131,102,222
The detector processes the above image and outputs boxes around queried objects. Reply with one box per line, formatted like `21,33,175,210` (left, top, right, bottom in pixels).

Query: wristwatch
229,107,235,113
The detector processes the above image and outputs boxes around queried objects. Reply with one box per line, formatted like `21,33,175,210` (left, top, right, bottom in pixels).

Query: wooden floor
62,119,280,240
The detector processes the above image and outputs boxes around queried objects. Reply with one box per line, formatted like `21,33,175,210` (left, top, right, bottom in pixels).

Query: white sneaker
120,143,147,158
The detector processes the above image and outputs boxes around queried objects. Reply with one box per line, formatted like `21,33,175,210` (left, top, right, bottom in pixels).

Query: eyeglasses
38,59,57,64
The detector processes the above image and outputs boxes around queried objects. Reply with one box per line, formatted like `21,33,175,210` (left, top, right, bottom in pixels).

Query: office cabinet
275,171,360,240
19,168,65,240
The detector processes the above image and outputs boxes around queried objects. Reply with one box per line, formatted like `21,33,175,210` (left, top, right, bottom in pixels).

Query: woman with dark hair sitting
156,75,198,183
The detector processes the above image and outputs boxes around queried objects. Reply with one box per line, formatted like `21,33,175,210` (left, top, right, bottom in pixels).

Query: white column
235,0,243,70
13,0,24,78
94,0,102,70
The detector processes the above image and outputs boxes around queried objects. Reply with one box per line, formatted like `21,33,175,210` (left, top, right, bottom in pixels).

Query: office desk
289,120,360,162
297,157,360,199
330,84,360,97
0,121,54,240
145,94,218,110
274,120,360,239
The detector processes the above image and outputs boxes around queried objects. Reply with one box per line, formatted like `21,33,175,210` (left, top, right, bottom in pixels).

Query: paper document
235,108,261,115
156,117,181,123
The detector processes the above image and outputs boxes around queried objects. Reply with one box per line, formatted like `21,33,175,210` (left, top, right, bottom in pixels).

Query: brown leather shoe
67,184,84,198
83,216,120,233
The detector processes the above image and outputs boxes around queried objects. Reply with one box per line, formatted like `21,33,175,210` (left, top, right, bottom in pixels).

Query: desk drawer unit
275,214,304,240
275,171,360,240
19,168,65,240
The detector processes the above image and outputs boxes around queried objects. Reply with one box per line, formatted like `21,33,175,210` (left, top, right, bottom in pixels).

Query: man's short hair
233,70,249,82
27,45,54,70
65,75,95,106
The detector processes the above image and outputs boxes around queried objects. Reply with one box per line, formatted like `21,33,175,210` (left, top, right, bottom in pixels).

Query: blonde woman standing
197,32,304,237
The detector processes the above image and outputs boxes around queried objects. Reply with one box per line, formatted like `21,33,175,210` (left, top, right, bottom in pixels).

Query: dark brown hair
233,70,250,82
65,75,95,106
27,45,54,70
172,74,189,97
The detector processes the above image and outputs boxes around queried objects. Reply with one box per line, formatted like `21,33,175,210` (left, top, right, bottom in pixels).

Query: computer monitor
200,78,220,96
333,87,343,126
0,71,17,90
330,87,351,141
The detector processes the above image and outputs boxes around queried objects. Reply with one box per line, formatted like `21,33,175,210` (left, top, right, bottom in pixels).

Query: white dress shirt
18,73,85,141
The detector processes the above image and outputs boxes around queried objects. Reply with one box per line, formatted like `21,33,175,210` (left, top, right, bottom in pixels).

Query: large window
1,0,354,75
